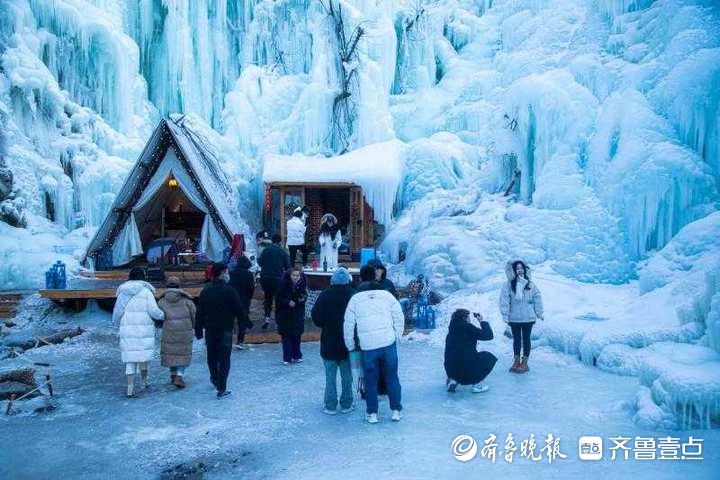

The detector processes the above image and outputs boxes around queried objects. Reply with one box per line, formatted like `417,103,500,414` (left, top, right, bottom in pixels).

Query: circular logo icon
451,435,478,462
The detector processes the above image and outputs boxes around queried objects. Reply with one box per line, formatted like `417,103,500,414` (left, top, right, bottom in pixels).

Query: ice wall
1,0,720,291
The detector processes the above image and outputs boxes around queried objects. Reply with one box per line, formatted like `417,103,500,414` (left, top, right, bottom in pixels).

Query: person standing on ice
499,260,544,373
157,276,196,389
258,234,291,330
113,267,165,398
312,267,356,414
318,213,342,270
276,266,308,364
286,208,307,267
444,309,497,393
195,262,245,398
344,265,405,424
229,255,255,349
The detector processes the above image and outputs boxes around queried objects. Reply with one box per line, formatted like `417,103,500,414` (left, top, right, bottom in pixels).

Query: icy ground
1,301,719,480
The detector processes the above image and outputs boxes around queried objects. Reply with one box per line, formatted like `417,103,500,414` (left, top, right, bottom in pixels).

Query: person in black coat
312,267,356,414
275,266,307,364
229,255,255,347
356,264,382,292
444,309,497,393
374,263,398,298
258,234,291,329
195,262,245,398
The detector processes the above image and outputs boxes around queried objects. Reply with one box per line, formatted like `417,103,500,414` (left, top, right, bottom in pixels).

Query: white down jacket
113,281,164,363
344,289,404,351
286,216,307,246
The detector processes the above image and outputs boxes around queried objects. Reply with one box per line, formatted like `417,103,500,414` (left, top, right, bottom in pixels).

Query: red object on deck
230,234,245,258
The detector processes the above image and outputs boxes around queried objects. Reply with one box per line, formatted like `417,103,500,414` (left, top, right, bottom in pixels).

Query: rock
0,381,38,400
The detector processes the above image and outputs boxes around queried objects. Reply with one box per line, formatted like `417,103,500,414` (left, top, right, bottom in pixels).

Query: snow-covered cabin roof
83,117,241,264
262,140,406,225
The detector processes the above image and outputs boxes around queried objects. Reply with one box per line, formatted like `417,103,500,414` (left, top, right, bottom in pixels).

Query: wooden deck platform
35,264,407,344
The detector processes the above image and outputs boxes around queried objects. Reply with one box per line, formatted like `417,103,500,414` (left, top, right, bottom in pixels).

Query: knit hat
330,267,352,285
166,276,180,288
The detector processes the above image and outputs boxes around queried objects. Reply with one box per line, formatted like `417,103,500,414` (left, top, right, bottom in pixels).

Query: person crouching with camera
444,309,497,393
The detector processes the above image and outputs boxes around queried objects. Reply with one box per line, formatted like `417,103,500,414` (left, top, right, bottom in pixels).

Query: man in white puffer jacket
286,208,307,266
344,265,405,424
113,268,165,397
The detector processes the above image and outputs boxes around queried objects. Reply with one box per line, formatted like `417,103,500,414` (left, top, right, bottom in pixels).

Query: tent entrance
134,177,205,249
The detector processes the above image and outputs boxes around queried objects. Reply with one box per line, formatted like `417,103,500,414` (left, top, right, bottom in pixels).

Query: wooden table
303,267,361,290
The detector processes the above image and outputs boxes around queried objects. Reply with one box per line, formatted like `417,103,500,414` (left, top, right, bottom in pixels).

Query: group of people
113,253,543,422
278,206,345,270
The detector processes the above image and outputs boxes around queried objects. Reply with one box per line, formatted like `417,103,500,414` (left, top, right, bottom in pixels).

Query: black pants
260,277,280,317
237,306,251,344
510,322,534,357
281,334,302,362
206,331,232,392
288,244,307,266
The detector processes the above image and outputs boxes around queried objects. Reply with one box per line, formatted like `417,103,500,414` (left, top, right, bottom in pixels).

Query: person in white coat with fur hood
318,213,342,270
113,267,165,397
499,260,543,374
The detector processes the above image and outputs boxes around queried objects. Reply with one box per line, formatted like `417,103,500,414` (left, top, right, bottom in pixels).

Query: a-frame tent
84,117,241,268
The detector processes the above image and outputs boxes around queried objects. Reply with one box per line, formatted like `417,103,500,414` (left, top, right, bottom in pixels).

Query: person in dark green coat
312,267,356,414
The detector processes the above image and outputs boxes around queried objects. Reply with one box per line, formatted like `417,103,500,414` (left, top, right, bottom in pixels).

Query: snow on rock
0,216,92,290
597,342,720,430
638,212,720,294
263,140,406,226
587,90,717,259
400,132,481,208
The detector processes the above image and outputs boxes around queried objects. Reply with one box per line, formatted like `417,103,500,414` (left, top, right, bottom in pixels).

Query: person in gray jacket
499,260,543,373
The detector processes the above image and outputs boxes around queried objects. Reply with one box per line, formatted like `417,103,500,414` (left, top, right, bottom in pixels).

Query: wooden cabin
262,141,405,259
263,182,375,259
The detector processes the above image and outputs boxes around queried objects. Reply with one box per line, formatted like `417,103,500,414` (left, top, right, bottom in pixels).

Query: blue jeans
323,359,353,410
361,343,402,414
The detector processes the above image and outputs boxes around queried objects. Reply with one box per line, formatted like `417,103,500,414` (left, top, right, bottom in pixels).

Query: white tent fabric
110,149,229,265
84,118,249,268
112,213,143,265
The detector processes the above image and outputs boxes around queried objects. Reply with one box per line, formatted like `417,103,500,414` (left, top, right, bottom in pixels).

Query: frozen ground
1,302,718,480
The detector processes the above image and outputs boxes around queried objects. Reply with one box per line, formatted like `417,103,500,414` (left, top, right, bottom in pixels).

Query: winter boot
446,378,459,393
127,384,135,398
170,374,177,384
391,410,402,422
173,376,186,389
509,355,521,373
519,356,529,373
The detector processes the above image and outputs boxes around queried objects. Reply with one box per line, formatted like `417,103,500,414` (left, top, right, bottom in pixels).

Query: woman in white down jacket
113,267,165,397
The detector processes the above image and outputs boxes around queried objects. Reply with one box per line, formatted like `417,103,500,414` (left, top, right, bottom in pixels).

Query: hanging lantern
168,177,179,188
264,186,272,212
